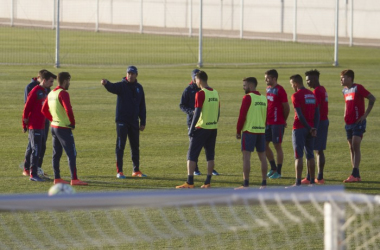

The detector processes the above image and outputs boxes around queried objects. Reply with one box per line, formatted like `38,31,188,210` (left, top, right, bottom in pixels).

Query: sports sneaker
269,172,281,179
132,171,147,177
176,182,194,189
267,170,276,177
201,184,210,188
71,179,88,186
343,175,361,183
259,185,267,189
234,186,248,190
116,172,126,179
29,176,45,182
37,167,48,177
315,178,325,184
301,178,310,185
212,170,219,176
194,170,201,175
54,178,70,184
23,169,30,176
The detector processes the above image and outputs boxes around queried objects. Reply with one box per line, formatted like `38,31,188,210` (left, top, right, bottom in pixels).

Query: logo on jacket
136,88,140,93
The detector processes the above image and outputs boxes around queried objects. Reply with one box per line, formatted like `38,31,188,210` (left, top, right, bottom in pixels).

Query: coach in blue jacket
101,66,147,179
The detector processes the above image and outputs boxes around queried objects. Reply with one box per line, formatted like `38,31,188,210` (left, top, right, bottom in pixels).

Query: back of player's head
265,69,278,80
305,69,320,78
58,72,71,85
341,69,354,81
196,71,208,82
191,69,200,81
40,70,57,81
289,74,303,85
243,77,258,87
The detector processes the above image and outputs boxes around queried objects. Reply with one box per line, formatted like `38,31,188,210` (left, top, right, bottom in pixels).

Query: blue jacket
104,77,146,129
179,82,200,128
24,78,39,103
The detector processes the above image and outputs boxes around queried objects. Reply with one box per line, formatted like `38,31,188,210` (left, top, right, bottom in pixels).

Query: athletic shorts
314,119,329,151
241,132,265,152
187,129,217,162
265,124,285,144
292,128,314,160
345,120,366,139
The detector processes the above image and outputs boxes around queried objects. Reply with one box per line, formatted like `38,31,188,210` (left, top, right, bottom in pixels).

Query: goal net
1,186,379,249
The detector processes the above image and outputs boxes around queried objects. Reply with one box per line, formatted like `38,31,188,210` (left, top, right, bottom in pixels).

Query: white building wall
0,0,379,39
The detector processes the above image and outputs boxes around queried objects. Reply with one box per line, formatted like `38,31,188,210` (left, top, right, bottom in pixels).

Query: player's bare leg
307,158,316,184
295,158,303,185
258,151,268,188
242,151,251,181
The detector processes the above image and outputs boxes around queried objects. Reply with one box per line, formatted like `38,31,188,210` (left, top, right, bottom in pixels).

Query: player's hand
284,122,288,128
356,114,367,124
68,124,75,130
236,134,241,139
23,127,27,133
101,79,108,86
23,118,29,125
310,128,317,137
188,129,195,137
139,125,145,131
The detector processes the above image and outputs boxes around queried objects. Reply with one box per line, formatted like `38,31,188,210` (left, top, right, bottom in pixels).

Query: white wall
1,0,379,39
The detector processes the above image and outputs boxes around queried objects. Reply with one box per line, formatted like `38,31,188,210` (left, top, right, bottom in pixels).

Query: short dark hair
265,69,278,80
195,71,208,82
58,72,71,85
40,70,57,81
38,69,48,78
243,77,258,87
341,69,354,81
305,69,320,78
289,74,303,85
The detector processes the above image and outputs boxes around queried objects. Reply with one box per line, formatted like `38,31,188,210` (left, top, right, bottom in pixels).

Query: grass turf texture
0,26,380,249
1,47,380,193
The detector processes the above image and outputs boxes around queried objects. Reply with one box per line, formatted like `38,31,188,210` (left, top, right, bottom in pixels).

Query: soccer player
235,77,268,189
289,74,319,187
264,69,290,179
22,71,55,182
302,69,329,184
340,69,376,183
101,66,147,179
176,70,220,189
179,69,219,176
42,72,88,186
22,69,54,177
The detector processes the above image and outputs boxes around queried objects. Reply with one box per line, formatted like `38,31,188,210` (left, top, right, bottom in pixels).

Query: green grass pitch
0,26,380,249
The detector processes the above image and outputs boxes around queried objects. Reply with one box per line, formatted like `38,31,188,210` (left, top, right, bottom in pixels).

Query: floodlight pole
333,0,339,66
96,0,99,32
55,0,60,68
349,0,354,47
140,0,143,34
293,0,297,42
52,0,56,29
198,0,203,68
10,0,14,27
189,0,192,37
240,0,243,39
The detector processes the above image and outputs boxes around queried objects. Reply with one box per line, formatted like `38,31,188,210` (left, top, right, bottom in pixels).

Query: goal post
1,186,380,249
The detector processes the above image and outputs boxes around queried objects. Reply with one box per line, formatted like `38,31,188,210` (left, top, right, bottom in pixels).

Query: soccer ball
48,183,76,196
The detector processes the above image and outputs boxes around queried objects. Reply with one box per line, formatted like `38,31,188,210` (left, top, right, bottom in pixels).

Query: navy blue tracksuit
104,78,146,173
23,78,50,170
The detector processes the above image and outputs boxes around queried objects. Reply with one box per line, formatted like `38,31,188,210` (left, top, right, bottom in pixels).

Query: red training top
266,84,288,125
313,85,329,121
342,83,370,125
22,85,48,130
291,88,317,130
